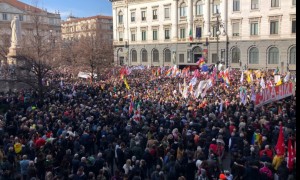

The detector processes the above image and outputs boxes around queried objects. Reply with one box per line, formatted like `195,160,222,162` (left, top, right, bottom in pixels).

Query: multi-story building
112,0,296,72
61,15,113,42
0,0,61,47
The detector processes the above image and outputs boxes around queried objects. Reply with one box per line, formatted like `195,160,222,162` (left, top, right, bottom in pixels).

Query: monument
0,15,25,92
7,15,22,61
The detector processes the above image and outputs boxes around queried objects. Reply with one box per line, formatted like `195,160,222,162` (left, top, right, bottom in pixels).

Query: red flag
287,138,295,171
275,125,285,156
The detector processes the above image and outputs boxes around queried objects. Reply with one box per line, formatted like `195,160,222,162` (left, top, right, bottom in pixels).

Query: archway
192,46,202,63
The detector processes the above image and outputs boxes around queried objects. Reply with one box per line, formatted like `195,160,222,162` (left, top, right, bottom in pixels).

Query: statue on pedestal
8,16,22,58
11,16,22,48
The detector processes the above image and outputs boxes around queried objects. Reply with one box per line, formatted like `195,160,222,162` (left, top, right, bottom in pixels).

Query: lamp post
208,10,226,93
208,10,226,67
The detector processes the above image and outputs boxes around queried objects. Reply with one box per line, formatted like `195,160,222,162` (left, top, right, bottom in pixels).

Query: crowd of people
0,65,296,180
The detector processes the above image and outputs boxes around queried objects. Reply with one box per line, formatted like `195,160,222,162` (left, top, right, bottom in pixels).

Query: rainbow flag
197,57,205,67
251,132,262,146
165,68,172,76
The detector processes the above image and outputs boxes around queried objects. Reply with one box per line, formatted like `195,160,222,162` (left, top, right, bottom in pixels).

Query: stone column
188,0,193,39
172,0,178,40
112,7,117,43
124,4,129,43
204,0,210,36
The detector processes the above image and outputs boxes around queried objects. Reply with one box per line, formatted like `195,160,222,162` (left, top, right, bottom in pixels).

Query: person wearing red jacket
259,145,273,159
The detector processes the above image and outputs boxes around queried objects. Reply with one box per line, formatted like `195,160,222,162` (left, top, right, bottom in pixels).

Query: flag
200,80,212,98
284,72,290,83
273,67,279,75
275,125,285,156
194,69,200,78
189,29,193,41
197,57,205,67
287,138,295,171
165,68,172,76
201,64,208,72
276,78,282,86
240,70,244,84
124,78,130,90
189,77,197,86
179,83,183,95
250,73,253,83
251,132,262,146
182,78,188,99
246,73,252,84
260,77,266,89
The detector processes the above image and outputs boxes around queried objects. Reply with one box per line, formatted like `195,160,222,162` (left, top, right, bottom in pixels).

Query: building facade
0,0,61,47
61,15,113,43
112,0,295,72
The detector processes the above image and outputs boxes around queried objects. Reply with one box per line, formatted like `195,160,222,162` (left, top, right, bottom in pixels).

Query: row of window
231,19,296,37
118,18,295,42
118,0,295,24
128,46,296,65
229,46,296,65
130,49,172,63
232,0,295,11
1,13,23,21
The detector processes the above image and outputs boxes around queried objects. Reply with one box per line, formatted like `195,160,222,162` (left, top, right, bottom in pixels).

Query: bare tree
14,10,60,101
74,34,113,81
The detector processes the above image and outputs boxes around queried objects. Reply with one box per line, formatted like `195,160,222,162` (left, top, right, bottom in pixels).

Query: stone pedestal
7,47,21,58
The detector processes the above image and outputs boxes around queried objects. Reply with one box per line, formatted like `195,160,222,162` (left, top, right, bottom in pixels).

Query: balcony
113,40,126,46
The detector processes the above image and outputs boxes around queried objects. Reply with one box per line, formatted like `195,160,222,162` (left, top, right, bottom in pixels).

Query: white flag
260,77,266,89
284,72,290,83
240,70,244,84
189,77,197,86
194,80,205,98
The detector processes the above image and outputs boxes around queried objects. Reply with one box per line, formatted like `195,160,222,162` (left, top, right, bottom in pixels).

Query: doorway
119,57,124,66
193,46,202,63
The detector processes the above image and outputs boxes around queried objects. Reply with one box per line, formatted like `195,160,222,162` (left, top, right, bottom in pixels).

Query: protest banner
255,82,293,107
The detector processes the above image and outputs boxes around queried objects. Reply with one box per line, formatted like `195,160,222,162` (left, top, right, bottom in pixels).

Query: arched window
152,49,159,62
180,3,187,17
141,49,148,62
289,46,296,64
196,1,204,16
249,47,259,64
231,47,240,63
131,49,137,62
164,49,171,62
118,11,123,24
268,47,279,64
193,46,202,53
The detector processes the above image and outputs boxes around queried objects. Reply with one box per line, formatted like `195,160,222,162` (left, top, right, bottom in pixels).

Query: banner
255,82,293,107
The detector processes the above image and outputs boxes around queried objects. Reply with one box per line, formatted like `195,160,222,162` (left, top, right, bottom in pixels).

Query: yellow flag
246,73,251,84
124,78,130,90
276,78,282,86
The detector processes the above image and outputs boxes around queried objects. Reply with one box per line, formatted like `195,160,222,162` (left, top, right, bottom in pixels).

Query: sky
21,0,113,20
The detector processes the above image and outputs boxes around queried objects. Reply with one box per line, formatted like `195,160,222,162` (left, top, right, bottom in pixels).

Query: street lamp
208,10,226,93
208,10,226,67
